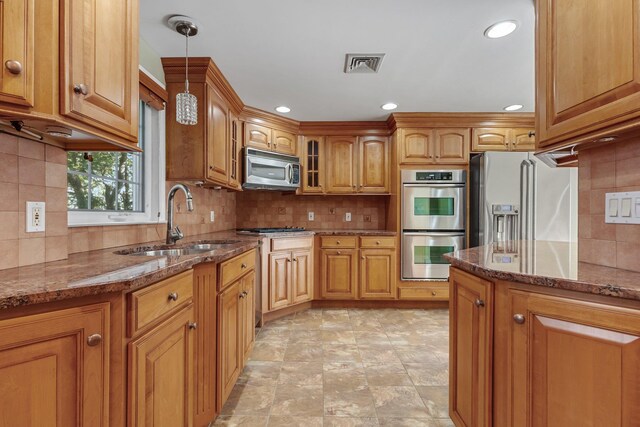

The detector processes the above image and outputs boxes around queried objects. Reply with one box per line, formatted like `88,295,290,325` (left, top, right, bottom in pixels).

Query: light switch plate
605,191,640,224
26,201,45,232
308,211,315,221
345,212,352,222
210,210,215,222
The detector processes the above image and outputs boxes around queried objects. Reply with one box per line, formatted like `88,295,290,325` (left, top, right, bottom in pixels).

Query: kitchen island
444,240,640,427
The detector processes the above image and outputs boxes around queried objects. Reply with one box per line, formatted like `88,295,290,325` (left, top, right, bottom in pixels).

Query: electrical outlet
26,201,45,232
278,207,286,215
210,210,215,222
329,208,336,215
363,215,371,222
345,212,352,222
308,211,315,221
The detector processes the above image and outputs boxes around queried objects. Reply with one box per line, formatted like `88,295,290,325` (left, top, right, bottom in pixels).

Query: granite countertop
236,230,316,237
312,229,397,236
444,240,640,301
0,231,260,310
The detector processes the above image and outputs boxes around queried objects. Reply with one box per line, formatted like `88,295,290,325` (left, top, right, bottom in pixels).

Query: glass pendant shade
176,91,197,125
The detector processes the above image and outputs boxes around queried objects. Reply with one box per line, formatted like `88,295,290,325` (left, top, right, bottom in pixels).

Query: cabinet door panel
326,136,357,193
207,86,229,184
273,129,297,155
434,128,469,164
301,136,325,194
242,271,256,359
245,123,271,151
359,249,396,299
510,128,535,152
450,268,492,427
218,281,242,406
359,136,389,192
400,128,435,164
292,249,312,303
508,291,640,427
472,128,509,152
228,113,242,190
269,252,291,310
537,0,640,147
129,305,194,427
320,249,357,299
0,303,109,427
0,0,34,107
62,0,137,138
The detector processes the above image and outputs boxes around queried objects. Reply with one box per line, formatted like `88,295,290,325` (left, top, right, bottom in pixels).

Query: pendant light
169,16,199,125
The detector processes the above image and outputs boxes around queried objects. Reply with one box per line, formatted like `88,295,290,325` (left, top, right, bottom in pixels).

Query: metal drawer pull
337,251,342,255
292,258,297,262
432,291,437,296
336,241,340,245
73,84,88,95
239,292,246,299
376,241,381,245
475,299,485,307
5,60,22,75
241,263,247,269
87,334,102,347
513,314,525,324
188,322,198,330
242,291,248,297
168,292,179,301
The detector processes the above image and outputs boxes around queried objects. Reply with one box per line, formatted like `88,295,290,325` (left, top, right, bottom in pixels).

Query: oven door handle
403,232,465,237
402,183,465,188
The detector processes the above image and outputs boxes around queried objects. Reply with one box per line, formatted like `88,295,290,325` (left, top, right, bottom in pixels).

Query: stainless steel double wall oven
402,170,466,280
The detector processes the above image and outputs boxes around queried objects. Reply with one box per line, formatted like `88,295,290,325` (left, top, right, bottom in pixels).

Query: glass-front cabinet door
300,136,325,194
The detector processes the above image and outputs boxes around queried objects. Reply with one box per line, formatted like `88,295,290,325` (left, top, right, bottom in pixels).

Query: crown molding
240,106,301,134
388,112,535,132
299,121,390,136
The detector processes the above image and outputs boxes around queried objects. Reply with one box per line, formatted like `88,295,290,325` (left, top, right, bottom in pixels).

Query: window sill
68,220,167,228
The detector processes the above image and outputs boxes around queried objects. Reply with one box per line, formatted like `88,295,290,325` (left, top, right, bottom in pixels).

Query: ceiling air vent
344,54,385,74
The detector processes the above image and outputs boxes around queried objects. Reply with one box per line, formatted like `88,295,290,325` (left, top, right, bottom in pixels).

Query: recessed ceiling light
504,104,524,111
275,106,291,113
381,103,398,111
484,20,518,39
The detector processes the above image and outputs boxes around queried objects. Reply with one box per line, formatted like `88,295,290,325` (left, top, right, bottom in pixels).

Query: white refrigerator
469,152,578,247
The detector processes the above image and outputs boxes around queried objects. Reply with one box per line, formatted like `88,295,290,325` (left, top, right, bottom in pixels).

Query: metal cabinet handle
431,291,437,296
475,299,485,307
528,131,535,138
337,251,342,255
242,291,248,297
5,60,22,75
292,258,297,262
87,334,102,347
73,84,88,95
376,241,381,245
241,263,247,269
239,293,246,299
336,241,340,245
514,314,525,324
188,322,198,330
361,255,365,259
168,292,179,301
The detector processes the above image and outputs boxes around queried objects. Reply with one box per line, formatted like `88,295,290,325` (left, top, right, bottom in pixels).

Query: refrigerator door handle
529,159,537,241
519,161,528,241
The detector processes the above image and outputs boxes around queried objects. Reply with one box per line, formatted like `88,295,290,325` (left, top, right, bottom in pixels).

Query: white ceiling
140,0,535,121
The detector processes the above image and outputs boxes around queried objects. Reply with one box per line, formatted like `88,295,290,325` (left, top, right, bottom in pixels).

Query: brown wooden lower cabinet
320,248,358,299
450,266,640,427
359,248,396,299
129,304,196,427
265,237,313,313
0,303,110,427
241,270,256,360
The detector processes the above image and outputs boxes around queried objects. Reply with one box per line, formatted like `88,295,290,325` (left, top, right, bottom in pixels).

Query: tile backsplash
0,134,68,269
578,140,640,271
236,191,387,230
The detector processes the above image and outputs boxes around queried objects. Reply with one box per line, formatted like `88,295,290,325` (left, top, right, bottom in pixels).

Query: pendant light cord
184,27,190,93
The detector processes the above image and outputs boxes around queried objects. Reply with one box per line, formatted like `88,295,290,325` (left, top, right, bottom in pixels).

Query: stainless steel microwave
243,147,301,190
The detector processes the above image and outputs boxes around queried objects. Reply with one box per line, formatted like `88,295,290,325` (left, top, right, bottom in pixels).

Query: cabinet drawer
398,285,449,301
271,237,313,251
128,270,194,336
360,236,396,249
219,249,256,291
320,236,357,248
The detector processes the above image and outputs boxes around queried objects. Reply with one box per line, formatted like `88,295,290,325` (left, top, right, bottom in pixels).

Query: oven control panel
416,172,452,181
402,170,466,184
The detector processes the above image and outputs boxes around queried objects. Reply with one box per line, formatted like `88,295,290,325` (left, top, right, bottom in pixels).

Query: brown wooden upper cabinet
536,0,640,149
163,58,241,190
323,135,389,194
472,128,535,152
300,136,325,194
0,0,34,108
359,136,389,193
399,128,469,164
61,0,139,141
326,136,358,193
245,123,297,155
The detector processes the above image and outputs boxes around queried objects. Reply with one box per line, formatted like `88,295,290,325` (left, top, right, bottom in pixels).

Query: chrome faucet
166,183,194,244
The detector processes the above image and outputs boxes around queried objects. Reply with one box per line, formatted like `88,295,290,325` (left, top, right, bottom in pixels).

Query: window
67,100,166,226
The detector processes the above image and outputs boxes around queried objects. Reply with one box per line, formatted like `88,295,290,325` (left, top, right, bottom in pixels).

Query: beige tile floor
214,308,454,427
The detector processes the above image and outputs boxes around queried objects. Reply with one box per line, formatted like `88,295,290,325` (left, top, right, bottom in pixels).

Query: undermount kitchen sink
116,240,242,257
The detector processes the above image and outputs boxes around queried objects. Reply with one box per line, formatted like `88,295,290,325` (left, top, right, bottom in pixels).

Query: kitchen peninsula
445,240,640,427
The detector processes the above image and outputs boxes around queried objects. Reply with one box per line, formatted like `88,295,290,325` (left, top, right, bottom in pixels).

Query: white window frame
68,96,167,227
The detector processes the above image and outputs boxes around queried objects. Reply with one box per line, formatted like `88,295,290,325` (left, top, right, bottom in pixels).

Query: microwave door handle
288,164,293,183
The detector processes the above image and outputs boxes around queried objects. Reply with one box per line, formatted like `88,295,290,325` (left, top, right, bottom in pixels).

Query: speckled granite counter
0,231,260,310
444,240,640,301
312,229,397,236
